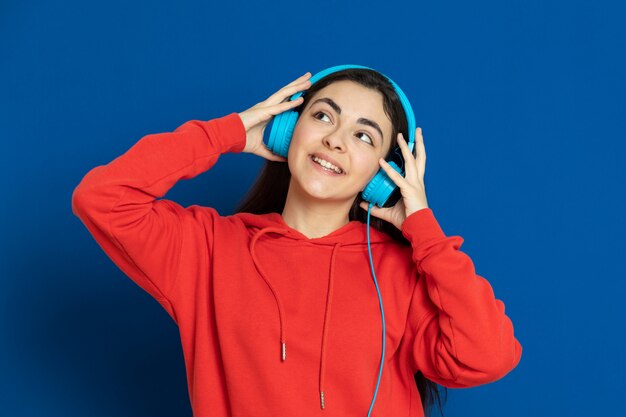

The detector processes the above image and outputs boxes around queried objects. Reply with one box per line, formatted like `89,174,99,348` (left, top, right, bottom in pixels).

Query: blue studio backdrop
1,0,624,416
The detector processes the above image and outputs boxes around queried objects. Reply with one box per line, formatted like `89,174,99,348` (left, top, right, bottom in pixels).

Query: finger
270,154,288,162
270,96,304,114
287,71,312,86
279,72,312,92
358,201,390,221
378,157,408,189
396,132,417,182
253,96,303,125
279,86,310,105
259,144,288,162
416,127,426,182
359,200,382,210
272,80,311,105
268,74,312,105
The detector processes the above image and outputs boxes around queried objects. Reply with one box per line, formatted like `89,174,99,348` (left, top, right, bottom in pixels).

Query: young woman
72,65,522,417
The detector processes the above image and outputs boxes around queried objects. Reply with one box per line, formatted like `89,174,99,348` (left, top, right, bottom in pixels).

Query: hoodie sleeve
71,112,247,321
399,208,522,388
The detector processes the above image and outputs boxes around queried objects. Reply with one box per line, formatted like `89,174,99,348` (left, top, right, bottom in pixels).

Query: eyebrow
310,97,385,145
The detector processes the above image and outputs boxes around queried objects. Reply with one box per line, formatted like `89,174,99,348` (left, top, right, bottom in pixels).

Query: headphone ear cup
361,161,403,207
267,109,299,158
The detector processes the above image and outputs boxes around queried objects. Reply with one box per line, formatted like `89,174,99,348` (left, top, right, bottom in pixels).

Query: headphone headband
289,64,416,155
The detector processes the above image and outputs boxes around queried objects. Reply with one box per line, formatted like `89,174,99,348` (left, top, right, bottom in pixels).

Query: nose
322,128,348,152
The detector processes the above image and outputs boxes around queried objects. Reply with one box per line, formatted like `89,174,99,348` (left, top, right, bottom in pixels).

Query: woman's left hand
359,127,429,230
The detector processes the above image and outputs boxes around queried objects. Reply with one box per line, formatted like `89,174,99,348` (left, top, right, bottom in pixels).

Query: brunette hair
234,68,447,416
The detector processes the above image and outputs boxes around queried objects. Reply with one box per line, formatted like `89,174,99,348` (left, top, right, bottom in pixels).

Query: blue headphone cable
366,201,386,417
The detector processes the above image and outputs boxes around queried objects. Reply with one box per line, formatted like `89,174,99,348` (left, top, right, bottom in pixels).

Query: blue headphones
265,64,417,208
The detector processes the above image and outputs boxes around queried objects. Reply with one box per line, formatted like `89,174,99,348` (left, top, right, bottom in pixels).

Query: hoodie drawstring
319,243,341,410
249,227,341,411
250,227,290,361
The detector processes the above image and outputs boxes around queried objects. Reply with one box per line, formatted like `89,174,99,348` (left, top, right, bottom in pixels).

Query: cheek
287,124,304,158
286,126,310,173
292,120,316,142
288,122,321,162
354,155,381,182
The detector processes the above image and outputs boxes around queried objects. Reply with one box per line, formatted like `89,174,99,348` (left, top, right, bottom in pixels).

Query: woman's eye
356,132,373,145
313,111,374,146
313,111,331,122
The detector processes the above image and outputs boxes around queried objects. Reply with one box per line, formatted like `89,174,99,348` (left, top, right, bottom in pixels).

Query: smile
310,155,345,176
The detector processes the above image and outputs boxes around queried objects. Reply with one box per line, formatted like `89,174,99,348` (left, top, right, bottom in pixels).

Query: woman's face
287,80,393,204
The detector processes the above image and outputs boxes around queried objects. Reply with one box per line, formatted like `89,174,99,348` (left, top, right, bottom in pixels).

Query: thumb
359,201,386,219
259,144,288,162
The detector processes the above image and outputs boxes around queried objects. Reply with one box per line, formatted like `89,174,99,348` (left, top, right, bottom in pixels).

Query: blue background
1,0,624,416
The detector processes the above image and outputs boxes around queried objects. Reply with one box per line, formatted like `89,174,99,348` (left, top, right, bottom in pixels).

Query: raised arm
400,208,523,387
71,72,314,322
71,113,247,321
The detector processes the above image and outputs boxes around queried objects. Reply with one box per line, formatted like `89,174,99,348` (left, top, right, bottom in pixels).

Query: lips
310,156,345,176
309,152,346,174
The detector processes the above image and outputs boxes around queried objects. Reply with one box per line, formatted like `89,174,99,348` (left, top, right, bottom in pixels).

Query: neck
281,178,355,239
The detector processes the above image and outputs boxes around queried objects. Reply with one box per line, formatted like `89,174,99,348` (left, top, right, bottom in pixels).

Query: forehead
307,80,386,115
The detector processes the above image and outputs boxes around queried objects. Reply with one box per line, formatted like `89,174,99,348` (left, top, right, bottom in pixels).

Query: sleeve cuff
400,208,447,248
202,112,248,154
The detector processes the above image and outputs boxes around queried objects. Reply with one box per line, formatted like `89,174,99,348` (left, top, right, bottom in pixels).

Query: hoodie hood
232,211,393,410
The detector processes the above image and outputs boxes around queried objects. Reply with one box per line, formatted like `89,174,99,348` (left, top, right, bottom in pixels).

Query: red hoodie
71,112,522,417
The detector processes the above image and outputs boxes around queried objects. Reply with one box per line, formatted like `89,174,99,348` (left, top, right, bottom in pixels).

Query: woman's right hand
237,71,312,162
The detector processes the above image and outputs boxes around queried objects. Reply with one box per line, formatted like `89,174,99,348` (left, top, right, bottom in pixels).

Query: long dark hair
234,68,447,416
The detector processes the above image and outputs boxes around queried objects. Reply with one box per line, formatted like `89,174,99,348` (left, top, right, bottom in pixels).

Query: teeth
312,156,343,174
313,157,342,174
